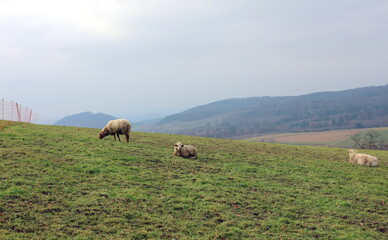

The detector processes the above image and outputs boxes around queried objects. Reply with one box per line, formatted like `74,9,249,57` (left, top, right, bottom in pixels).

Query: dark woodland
144,85,388,138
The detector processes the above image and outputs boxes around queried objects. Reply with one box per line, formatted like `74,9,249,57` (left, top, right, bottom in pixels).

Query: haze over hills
54,112,117,129
55,85,388,138
136,85,388,138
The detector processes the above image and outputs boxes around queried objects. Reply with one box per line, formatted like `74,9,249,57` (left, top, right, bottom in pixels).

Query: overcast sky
1,0,387,123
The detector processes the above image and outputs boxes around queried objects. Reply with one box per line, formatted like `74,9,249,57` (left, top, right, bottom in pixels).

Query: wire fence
0,99,39,123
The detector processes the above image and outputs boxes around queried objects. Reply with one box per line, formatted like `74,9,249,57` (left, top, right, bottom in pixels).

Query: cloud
0,0,387,121
0,0,133,39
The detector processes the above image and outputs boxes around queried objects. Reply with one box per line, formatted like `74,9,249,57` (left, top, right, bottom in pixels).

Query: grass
0,120,387,239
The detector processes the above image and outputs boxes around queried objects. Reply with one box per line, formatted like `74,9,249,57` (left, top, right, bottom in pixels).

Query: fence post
28,110,32,123
16,103,21,122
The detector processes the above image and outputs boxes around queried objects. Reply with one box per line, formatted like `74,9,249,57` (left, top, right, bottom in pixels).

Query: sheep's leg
125,134,129,142
117,134,121,142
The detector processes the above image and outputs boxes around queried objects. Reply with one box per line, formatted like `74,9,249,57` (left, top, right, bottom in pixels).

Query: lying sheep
174,142,197,159
348,149,379,167
99,119,131,142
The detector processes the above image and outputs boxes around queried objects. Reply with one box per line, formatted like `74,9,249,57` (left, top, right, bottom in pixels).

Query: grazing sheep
348,149,379,167
174,142,197,159
99,119,131,142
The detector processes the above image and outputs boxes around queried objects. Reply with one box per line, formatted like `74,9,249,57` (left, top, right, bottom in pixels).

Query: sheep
174,142,197,159
348,149,379,167
99,119,131,142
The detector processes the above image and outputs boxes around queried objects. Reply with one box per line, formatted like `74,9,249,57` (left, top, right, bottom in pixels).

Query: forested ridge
138,85,388,138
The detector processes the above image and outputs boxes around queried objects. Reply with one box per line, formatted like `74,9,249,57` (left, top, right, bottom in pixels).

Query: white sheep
174,142,197,159
348,149,379,167
99,119,131,142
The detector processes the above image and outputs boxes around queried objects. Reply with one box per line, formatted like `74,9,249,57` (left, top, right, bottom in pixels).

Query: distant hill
54,112,117,129
137,85,388,138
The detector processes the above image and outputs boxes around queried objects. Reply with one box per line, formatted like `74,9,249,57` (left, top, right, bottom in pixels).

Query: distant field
1,121,387,239
245,127,388,147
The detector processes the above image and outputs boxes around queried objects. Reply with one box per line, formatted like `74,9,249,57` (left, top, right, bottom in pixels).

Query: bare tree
351,130,388,150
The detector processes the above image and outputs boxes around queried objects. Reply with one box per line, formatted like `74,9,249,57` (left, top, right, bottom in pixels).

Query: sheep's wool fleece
106,119,131,133
175,144,197,158
349,150,379,167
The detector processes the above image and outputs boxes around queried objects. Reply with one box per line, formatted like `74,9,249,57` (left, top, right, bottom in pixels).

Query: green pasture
334,128,388,148
0,121,387,239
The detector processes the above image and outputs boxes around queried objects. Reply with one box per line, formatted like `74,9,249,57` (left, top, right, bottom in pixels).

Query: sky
1,0,387,123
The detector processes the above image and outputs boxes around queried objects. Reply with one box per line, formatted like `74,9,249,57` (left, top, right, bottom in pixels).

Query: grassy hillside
1,121,387,239
245,127,388,148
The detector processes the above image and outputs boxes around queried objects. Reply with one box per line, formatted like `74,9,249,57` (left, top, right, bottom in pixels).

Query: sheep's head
348,149,357,163
348,149,357,162
174,142,184,151
99,129,108,139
